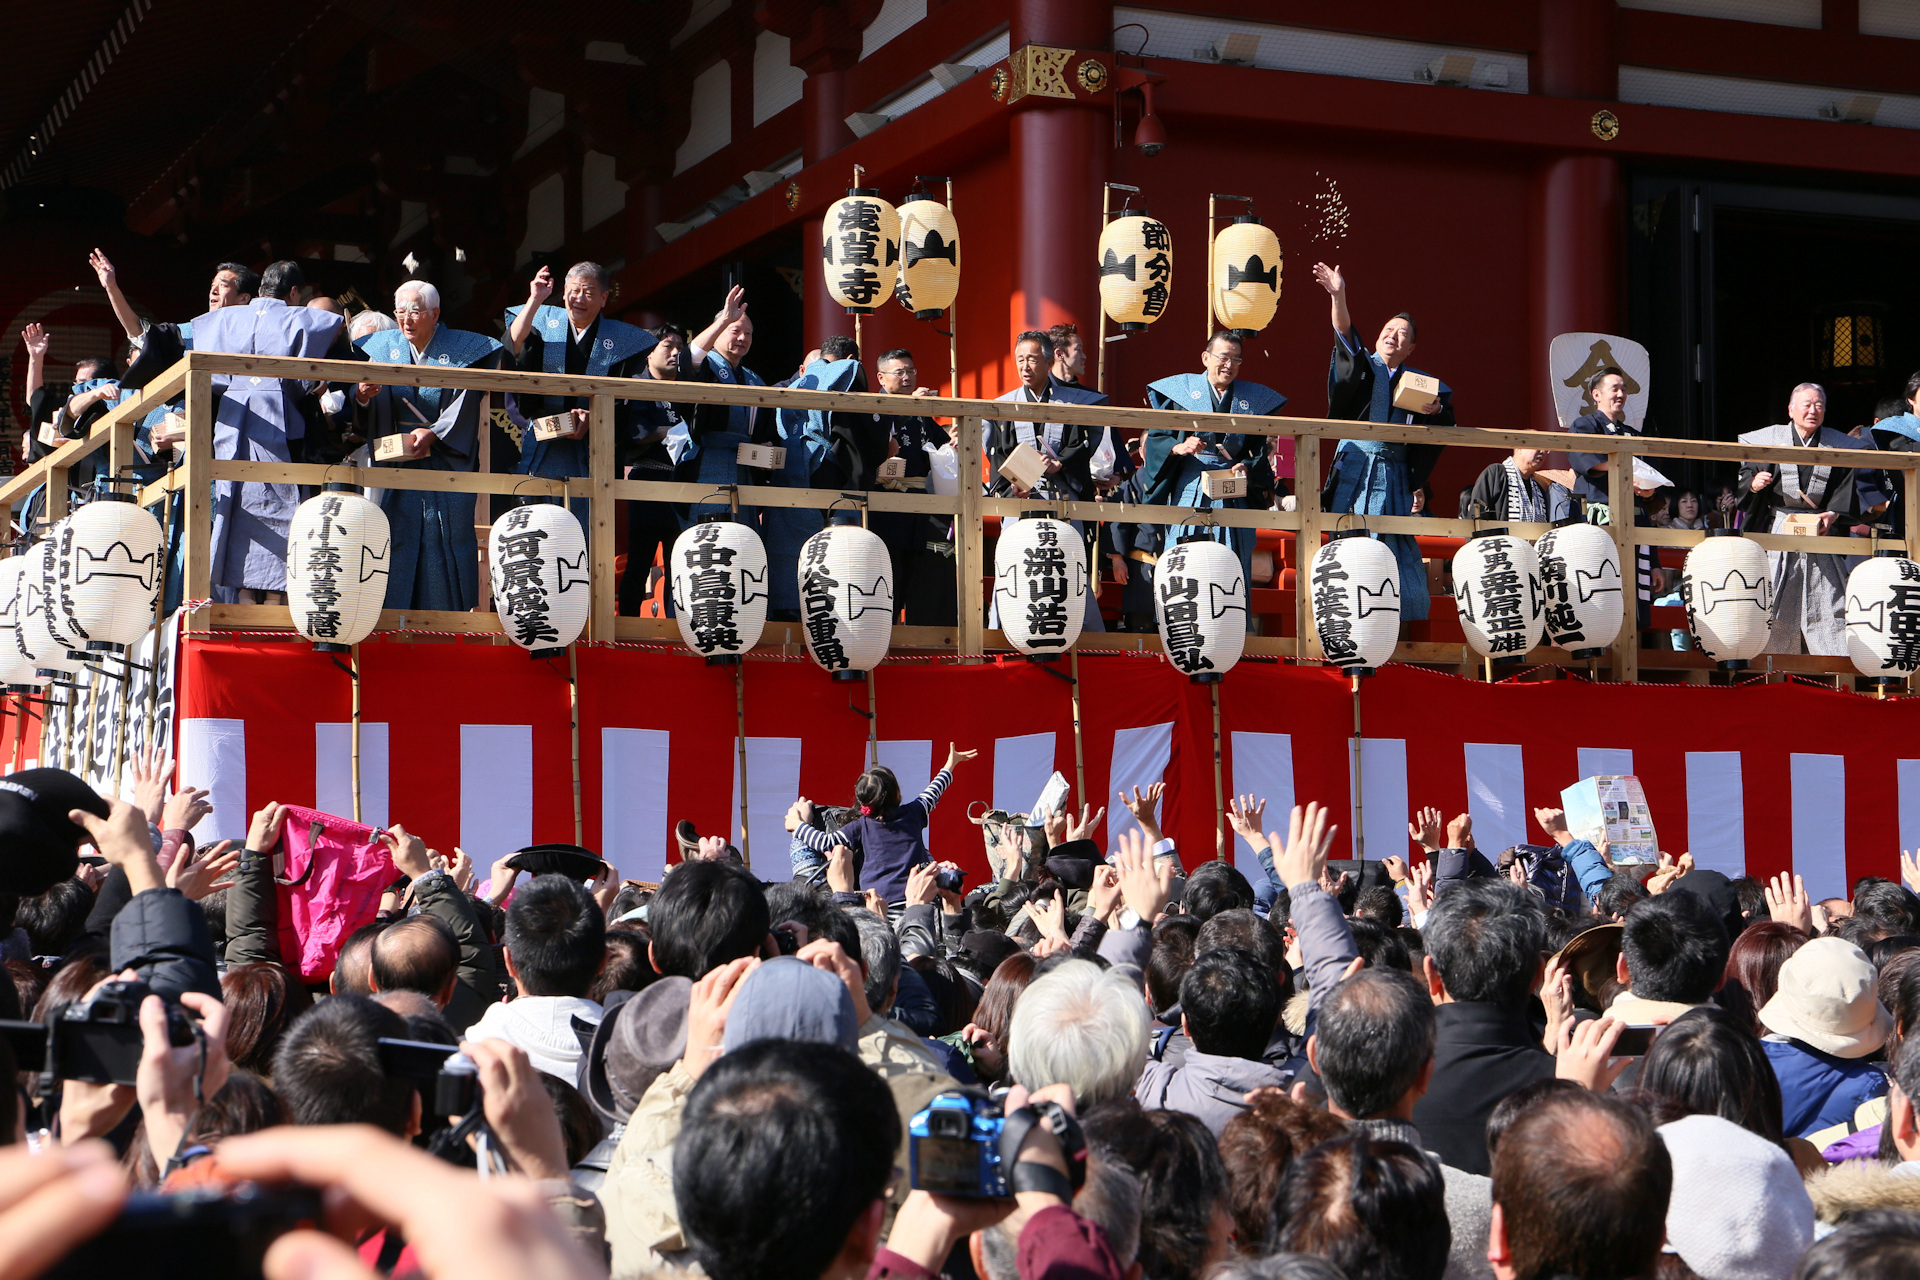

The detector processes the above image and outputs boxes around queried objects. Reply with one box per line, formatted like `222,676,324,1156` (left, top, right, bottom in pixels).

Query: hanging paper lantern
286,485,391,653
0,558,44,691
1154,536,1247,681
1210,216,1281,337
1535,517,1623,658
822,189,900,316
1845,549,1920,683
1308,531,1401,674
798,525,893,676
488,503,589,657
671,517,768,661
995,515,1088,657
17,540,84,680
1099,211,1172,332
1681,530,1772,670
53,496,164,655
896,194,959,321
1453,531,1546,660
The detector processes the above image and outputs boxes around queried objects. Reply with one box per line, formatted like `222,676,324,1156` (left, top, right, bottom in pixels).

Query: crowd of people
18,251,1920,654
4,737,1920,1280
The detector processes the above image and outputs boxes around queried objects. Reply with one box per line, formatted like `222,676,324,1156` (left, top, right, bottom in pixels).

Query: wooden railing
7,351,1916,684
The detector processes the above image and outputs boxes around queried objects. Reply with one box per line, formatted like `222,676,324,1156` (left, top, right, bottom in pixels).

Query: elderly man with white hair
1737,382,1889,655
1008,958,1153,1109
352,280,504,611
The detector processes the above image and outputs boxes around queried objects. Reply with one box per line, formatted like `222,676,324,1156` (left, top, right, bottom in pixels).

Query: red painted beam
1618,9,1920,98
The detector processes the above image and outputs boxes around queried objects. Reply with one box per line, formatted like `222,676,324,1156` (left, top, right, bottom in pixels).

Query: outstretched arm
506,266,553,357
1311,262,1353,338
89,249,143,342
690,285,747,362
21,323,48,401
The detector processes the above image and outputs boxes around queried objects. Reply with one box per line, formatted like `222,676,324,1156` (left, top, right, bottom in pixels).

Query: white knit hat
1659,1113,1814,1280
1757,935,1892,1059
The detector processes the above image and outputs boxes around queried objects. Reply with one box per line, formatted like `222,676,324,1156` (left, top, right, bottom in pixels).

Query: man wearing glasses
1142,332,1285,614
868,349,955,624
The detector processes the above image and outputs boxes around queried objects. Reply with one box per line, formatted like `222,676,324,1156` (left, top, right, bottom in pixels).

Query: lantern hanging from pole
1452,530,1546,661
488,503,589,658
1308,530,1401,674
896,194,959,321
18,539,84,680
285,485,391,653
671,516,768,661
1099,210,1172,332
1155,536,1247,681
1844,549,1920,684
1210,216,1281,337
1813,304,1884,386
995,514,1088,658
52,496,163,655
0,557,44,691
1535,516,1623,658
1681,529,1772,670
798,525,893,677
822,188,901,315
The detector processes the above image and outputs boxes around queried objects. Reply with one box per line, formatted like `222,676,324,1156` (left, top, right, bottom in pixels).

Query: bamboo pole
350,643,363,823
568,645,583,844
1210,681,1225,857
1069,649,1087,803
1206,194,1216,343
865,670,879,769
946,178,960,401
734,665,751,869
1350,672,1365,865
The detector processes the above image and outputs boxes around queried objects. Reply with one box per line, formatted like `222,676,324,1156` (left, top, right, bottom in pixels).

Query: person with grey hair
1008,957,1152,1108
971,1155,1142,1280
1737,381,1889,655
347,310,397,341
503,260,656,511
351,279,505,610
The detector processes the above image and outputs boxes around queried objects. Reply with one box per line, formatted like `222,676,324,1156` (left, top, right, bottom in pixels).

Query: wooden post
1069,649,1087,803
476,392,492,609
588,393,616,641
182,370,215,609
45,466,69,523
1350,672,1365,864
865,670,879,769
1294,434,1322,660
350,643,362,823
568,644,583,844
1608,443,1639,682
109,410,137,483
956,415,985,657
946,178,960,400
734,665,751,868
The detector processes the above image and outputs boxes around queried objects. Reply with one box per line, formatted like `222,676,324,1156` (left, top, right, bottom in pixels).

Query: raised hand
827,844,858,893
1227,793,1267,846
1765,872,1812,933
682,955,759,1081
1088,864,1123,924
1408,805,1442,852
247,801,290,854
1407,858,1435,922
905,862,941,908
719,284,748,324
161,786,210,835
1540,954,1574,1054
22,322,49,359
1111,829,1173,924
88,248,118,289
130,742,170,828
166,839,241,901
1118,782,1166,843
460,1039,569,1180
1310,262,1344,296
1031,893,1069,945
1269,801,1337,891
1532,806,1570,844
379,823,432,879
1902,848,1920,896
527,264,554,304
1064,802,1104,842
70,799,162,893
944,743,979,771
1445,812,1474,850
1556,1015,1632,1092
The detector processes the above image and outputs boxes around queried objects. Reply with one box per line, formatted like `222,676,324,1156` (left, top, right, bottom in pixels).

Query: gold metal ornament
1077,59,1109,94
989,67,1008,102
783,181,801,211
1591,110,1620,141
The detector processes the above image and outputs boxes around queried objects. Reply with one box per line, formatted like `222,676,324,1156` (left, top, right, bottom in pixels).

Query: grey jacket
1356,1117,1493,1280
1135,1049,1293,1138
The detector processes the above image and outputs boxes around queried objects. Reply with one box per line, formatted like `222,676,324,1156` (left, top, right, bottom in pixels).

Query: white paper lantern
822,189,901,315
53,497,163,654
17,541,84,680
489,503,589,656
995,516,1088,657
671,517,768,660
1535,518,1623,658
1099,211,1171,332
1211,217,1281,337
798,525,893,676
1845,550,1920,682
1453,531,1546,660
897,195,959,320
0,558,44,691
1154,537,1247,680
1681,530,1772,669
1308,531,1401,673
286,486,391,652
34,522,90,662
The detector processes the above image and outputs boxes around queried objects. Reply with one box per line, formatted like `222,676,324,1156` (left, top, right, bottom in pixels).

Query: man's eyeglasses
394,304,431,317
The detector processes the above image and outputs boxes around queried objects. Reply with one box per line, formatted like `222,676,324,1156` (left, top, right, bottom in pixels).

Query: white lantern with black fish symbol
52,494,164,655
671,516,768,662
285,484,391,652
896,193,959,320
798,525,893,678
488,503,589,658
0,557,44,691
1098,210,1172,332
1308,530,1401,675
822,189,901,316
1845,548,1920,686
1535,516,1623,658
1681,529,1773,670
1210,216,1281,338
1452,530,1546,661
995,513,1088,658
1154,536,1247,681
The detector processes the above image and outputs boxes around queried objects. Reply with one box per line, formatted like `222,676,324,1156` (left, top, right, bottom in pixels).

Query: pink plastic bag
272,805,395,982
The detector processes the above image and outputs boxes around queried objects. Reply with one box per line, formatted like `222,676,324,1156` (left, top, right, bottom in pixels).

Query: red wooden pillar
1532,0,1622,428
1009,0,1112,362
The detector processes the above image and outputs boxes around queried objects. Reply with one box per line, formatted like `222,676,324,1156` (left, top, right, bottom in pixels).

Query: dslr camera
0,979,196,1089
909,1089,1008,1197
377,1038,480,1117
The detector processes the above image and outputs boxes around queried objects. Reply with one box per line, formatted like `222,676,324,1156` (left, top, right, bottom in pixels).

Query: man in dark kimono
190,261,345,602
1738,382,1888,656
504,262,656,512
354,280,503,612
1311,262,1450,622
868,349,953,625
1568,365,1672,628
619,325,696,617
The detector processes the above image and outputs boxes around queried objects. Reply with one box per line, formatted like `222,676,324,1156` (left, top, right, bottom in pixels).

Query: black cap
0,768,109,894
504,843,607,881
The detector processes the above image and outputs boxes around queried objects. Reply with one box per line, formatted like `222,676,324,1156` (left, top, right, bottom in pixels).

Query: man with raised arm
354,280,505,611
1311,262,1451,622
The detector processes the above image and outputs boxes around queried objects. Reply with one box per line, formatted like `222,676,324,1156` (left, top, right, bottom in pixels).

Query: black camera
377,1038,480,1117
0,979,197,1089
45,1182,324,1280
935,865,966,894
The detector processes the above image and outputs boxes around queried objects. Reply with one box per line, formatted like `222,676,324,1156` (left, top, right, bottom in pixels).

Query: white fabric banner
1685,751,1746,878
1577,748,1635,780
316,723,390,829
1350,737,1409,864
993,733,1056,816
1229,731,1295,877
1108,722,1175,846
603,727,671,883
1464,742,1527,855
1791,753,1848,901
1900,760,1920,867
178,717,246,845
731,736,803,857
460,724,533,861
